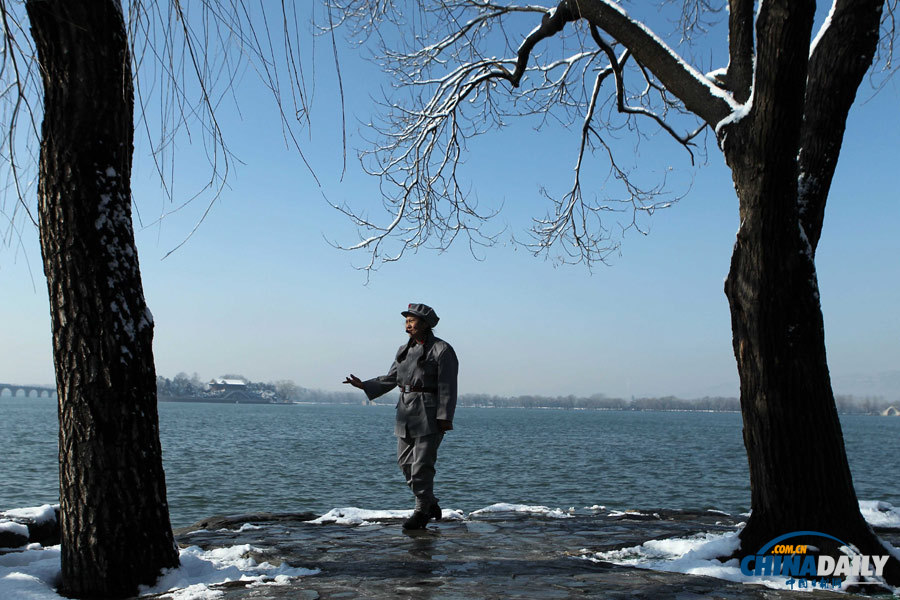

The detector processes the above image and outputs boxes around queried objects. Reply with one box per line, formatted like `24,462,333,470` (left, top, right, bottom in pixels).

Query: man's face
405,315,425,338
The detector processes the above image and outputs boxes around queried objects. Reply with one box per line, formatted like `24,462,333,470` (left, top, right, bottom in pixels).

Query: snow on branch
328,1,723,271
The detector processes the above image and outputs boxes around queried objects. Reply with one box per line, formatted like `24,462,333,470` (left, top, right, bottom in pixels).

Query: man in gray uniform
344,303,458,529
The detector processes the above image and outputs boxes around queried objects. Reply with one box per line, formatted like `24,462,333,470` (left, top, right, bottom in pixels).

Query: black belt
398,385,437,394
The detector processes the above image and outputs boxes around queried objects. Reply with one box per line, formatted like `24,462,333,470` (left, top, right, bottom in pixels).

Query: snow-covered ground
2,501,899,599
0,542,318,600
588,500,900,593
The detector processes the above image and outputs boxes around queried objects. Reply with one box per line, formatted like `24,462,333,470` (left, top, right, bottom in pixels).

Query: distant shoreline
5,392,896,416
156,397,897,416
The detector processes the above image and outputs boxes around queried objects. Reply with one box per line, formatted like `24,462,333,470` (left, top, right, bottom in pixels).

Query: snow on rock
438,508,465,521
469,503,572,519
0,521,29,538
140,544,319,598
591,502,900,592
0,545,62,600
860,500,900,529
2,505,58,525
586,530,783,587
0,542,318,600
310,506,464,526
310,507,412,526
0,505,60,548
608,509,661,520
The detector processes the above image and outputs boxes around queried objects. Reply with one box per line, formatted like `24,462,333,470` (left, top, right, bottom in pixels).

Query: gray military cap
402,303,440,328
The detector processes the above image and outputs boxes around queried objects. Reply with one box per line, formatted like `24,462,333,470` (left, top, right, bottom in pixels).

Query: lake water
1,397,898,528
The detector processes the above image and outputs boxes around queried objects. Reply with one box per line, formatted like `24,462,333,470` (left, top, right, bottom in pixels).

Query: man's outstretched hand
343,374,363,389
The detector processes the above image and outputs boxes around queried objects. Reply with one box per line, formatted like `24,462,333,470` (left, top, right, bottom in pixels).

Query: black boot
429,503,442,521
402,510,431,530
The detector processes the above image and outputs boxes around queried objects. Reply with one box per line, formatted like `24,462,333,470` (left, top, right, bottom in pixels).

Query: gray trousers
397,431,444,510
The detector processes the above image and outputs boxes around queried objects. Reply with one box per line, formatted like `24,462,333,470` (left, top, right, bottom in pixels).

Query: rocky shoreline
4,506,898,598
159,509,897,599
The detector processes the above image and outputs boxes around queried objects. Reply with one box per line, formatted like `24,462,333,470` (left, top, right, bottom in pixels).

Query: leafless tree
329,0,900,584
1,1,318,597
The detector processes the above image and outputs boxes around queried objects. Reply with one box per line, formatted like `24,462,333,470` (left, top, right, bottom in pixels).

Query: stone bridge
0,383,57,398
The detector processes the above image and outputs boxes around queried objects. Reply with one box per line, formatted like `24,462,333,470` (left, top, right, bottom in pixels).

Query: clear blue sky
2,4,898,401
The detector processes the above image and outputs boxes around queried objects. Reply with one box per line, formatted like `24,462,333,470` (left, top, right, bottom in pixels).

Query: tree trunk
721,0,899,583
26,0,180,596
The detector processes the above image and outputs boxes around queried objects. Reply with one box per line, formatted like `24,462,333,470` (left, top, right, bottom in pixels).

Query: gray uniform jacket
362,332,458,437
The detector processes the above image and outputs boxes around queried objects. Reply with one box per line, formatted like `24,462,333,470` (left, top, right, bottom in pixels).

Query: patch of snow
715,101,751,137
141,544,319,598
310,506,464,526
310,507,409,526
2,505,57,525
587,530,795,588
608,509,660,519
0,521,29,538
437,508,465,521
810,1,837,57
590,501,900,592
715,51,756,140
860,500,900,529
0,542,318,600
628,15,739,111
249,573,293,587
706,67,727,80
158,583,223,600
797,171,817,212
0,545,62,600
469,503,572,519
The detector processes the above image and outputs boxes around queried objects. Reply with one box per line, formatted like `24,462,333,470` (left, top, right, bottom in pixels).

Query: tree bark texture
26,0,180,596
553,0,899,582
720,0,898,581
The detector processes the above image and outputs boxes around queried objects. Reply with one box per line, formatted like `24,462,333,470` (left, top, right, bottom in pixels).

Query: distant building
883,406,900,417
208,378,248,393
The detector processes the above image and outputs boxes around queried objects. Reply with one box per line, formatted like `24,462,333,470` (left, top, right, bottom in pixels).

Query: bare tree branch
326,1,727,271
876,0,898,74
0,0,40,234
567,0,737,127
590,25,703,156
661,0,725,42
1,1,320,260
494,2,578,86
